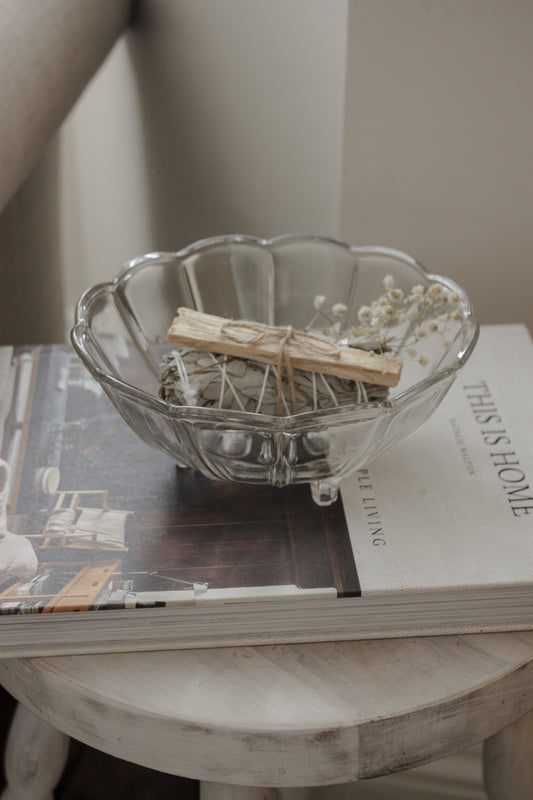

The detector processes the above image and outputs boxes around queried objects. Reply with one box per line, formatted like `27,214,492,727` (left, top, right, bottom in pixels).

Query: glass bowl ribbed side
71,235,478,505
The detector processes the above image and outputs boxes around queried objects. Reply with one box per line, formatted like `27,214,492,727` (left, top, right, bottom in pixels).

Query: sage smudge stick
159,348,388,415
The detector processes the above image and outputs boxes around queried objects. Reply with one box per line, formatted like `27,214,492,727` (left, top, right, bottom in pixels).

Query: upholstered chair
0,0,131,345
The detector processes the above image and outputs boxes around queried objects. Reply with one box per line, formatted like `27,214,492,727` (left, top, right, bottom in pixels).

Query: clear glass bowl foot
310,479,339,506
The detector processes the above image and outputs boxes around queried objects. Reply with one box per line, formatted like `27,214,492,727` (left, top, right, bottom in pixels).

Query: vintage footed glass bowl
71,234,478,505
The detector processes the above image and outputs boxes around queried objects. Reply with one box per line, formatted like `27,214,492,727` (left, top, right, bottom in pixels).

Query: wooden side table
1,631,532,799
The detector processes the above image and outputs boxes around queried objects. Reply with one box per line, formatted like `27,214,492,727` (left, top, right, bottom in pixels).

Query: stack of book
0,325,531,657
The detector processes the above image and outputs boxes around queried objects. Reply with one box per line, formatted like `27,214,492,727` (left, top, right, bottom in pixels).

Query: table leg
200,783,281,799
1,703,70,800
483,709,533,800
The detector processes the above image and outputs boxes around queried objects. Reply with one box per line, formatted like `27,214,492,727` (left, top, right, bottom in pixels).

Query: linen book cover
0,325,531,657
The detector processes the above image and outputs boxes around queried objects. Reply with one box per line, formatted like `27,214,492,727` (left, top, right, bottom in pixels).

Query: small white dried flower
451,309,462,320
427,320,439,333
383,275,395,291
429,283,443,298
314,294,327,310
411,285,425,297
419,354,429,367
395,308,408,323
416,324,428,338
407,305,420,321
371,304,392,326
388,287,404,302
449,291,460,303
358,305,372,323
332,302,348,317
407,347,417,358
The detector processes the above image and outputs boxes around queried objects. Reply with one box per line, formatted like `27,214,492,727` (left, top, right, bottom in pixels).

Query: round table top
1,631,533,787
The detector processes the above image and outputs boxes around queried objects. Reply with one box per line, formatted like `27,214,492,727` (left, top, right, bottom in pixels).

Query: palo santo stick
168,307,402,387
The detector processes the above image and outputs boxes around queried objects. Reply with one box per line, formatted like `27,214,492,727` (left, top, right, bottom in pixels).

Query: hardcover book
0,324,532,657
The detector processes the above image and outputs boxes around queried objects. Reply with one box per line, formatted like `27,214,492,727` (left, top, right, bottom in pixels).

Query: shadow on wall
0,140,64,346
125,0,347,251
127,5,230,248
126,2,283,249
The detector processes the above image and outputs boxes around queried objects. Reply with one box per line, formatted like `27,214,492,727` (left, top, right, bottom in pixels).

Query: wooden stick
167,308,402,387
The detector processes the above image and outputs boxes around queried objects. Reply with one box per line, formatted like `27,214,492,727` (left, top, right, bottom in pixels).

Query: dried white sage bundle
159,348,388,415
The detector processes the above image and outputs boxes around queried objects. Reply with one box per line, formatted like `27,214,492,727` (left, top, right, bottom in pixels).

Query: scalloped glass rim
71,234,479,429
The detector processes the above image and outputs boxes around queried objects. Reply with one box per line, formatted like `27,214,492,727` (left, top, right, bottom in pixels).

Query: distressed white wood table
1,632,532,800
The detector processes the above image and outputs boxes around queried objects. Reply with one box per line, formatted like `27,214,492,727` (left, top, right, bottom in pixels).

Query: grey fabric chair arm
0,0,131,214
0,0,131,344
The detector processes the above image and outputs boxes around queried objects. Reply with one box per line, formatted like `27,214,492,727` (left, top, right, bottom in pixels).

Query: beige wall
59,36,151,323
341,0,533,329
61,0,349,324
60,0,533,331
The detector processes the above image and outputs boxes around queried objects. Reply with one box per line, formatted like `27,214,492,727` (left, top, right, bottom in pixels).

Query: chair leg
200,782,282,800
483,709,533,800
1,702,70,800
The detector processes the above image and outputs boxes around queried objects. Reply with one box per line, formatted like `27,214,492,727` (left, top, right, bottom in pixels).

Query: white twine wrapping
160,347,388,415
220,319,341,415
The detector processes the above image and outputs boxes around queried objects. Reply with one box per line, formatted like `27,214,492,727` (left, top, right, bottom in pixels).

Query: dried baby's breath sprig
312,274,463,368
304,298,350,341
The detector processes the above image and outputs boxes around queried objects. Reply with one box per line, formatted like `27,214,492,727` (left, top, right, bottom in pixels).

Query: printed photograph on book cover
0,346,360,615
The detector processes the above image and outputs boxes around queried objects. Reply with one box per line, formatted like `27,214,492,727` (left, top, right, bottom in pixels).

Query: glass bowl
71,234,478,505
